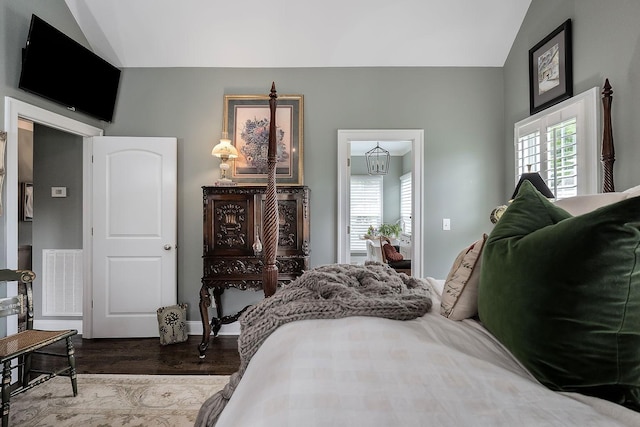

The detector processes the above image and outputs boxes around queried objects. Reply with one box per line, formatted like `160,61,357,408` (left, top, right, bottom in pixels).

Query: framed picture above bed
223,93,304,185
529,19,572,115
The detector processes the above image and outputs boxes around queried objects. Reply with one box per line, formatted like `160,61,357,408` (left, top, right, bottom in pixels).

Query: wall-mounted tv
19,14,121,122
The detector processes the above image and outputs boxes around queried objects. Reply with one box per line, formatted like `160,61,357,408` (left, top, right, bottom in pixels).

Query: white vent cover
42,249,83,316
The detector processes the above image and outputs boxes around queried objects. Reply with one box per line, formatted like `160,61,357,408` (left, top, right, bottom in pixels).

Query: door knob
164,244,172,250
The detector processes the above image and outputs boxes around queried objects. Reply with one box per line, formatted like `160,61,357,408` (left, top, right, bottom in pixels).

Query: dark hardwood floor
32,335,240,376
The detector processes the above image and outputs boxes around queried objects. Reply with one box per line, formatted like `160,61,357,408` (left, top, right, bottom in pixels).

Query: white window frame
399,172,412,235
514,87,600,198
349,175,383,252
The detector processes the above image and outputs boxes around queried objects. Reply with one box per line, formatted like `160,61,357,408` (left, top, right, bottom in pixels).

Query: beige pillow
440,234,487,320
554,185,640,216
553,193,626,216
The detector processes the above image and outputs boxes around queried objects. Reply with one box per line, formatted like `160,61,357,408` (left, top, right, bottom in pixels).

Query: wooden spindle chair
0,269,77,427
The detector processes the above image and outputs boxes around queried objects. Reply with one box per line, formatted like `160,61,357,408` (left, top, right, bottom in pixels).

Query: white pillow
554,185,640,216
554,193,625,216
623,184,640,198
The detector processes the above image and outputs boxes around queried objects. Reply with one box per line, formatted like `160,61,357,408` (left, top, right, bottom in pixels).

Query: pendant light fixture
366,142,390,175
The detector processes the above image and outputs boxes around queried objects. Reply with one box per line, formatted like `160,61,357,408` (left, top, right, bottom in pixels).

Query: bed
196,80,640,426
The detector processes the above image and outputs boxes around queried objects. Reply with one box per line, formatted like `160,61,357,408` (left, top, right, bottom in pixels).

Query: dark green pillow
478,180,640,410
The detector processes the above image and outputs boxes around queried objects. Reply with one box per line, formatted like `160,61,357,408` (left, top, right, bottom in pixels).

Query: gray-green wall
504,0,640,196
109,67,504,320
2,0,503,325
10,0,640,331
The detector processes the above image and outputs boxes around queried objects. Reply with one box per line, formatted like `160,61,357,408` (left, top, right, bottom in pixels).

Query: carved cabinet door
204,193,256,257
201,185,310,286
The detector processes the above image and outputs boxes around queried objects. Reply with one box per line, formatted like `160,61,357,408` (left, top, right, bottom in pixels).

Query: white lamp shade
211,139,239,159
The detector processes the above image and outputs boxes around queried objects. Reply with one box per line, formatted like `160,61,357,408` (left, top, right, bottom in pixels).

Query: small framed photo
223,94,304,185
529,19,572,115
21,182,33,222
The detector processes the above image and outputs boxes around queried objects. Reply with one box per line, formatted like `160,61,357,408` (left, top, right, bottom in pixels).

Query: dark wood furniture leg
20,354,31,387
199,285,252,359
2,361,10,427
198,284,214,358
211,288,224,338
66,337,78,396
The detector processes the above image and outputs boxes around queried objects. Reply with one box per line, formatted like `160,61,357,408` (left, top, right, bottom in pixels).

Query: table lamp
490,166,555,223
211,133,239,185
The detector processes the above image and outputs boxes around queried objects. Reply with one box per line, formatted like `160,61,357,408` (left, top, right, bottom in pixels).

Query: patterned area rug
9,374,229,426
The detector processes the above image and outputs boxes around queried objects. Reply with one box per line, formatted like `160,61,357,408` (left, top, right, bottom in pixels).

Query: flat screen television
19,14,121,122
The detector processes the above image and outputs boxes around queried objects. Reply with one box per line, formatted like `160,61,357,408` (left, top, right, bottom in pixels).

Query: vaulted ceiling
64,0,531,68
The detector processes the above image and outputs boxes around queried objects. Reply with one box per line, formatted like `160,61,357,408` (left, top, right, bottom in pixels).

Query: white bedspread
215,278,640,426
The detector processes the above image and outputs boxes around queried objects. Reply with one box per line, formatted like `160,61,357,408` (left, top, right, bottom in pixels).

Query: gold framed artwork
223,94,304,185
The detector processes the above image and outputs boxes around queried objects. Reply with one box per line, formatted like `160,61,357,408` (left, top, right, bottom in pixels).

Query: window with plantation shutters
350,175,383,252
514,88,599,200
547,118,578,199
516,130,541,178
400,173,412,234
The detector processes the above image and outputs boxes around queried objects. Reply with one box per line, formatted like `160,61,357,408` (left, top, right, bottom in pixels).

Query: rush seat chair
0,269,77,427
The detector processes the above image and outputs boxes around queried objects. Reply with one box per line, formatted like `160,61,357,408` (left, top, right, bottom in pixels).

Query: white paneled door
92,137,177,337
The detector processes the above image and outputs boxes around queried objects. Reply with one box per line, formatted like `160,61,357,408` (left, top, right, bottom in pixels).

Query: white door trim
337,129,424,278
4,97,103,337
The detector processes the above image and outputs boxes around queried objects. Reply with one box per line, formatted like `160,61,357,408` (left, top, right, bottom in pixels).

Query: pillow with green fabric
478,180,640,410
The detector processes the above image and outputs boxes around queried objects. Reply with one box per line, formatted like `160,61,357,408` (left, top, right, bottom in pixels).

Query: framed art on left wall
21,182,33,221
223,94,304,185
529,19,573,115
0,131,5,215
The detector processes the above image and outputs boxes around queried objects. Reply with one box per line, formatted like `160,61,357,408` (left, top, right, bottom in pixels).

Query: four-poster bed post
198,83,309,358
262,82,279,297
601,78,615,193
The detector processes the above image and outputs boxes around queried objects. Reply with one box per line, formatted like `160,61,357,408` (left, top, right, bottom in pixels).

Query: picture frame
223,94,304,185
21,182,33,222
0,131,5,216
529,19,572,115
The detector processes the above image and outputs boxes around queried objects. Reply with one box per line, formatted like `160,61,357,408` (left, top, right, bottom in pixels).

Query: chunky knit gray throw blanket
195,263,433,426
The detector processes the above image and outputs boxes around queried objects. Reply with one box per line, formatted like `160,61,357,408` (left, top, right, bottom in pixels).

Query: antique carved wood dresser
198,185,310,357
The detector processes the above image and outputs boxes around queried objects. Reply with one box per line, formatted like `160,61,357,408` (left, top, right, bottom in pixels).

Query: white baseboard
32,319,239,337
34,319,83,334
187,320,239,336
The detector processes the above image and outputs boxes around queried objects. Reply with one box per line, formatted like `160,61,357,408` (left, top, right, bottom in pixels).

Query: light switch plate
51,187,67,198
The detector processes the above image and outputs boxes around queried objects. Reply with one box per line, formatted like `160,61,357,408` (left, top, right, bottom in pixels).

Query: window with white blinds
547,118,578,199
350,175,383,252
516,130,541,178
514,88,598,200
400,173,412,234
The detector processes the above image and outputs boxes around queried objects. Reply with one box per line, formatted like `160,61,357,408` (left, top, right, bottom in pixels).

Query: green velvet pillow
478,180,640,410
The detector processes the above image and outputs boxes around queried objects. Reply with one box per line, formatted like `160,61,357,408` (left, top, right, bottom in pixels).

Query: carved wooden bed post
262,83,279,297
601,79,615,193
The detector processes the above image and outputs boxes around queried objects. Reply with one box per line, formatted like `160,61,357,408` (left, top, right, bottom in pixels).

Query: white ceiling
64,0,531,68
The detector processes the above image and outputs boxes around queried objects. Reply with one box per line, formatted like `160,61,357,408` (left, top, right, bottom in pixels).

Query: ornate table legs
198,284,250,359
198,286,223,358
